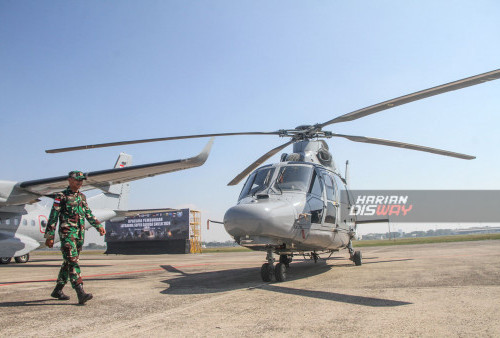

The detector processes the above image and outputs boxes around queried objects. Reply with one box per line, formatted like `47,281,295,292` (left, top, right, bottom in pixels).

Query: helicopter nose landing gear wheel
261,263,274,282
274,262,287,282
261,250,291,282
261,248,276,282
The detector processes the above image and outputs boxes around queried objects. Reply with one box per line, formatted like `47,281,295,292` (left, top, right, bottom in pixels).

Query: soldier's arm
81,194,103,231
44,194,62,240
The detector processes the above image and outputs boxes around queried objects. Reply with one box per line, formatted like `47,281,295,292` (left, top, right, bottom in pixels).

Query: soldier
45,170,106,305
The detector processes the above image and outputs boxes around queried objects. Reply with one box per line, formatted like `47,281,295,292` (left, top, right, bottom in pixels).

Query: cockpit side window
309,170,323,197
239,172,257,200
323,174,336,201
322,172,337,225
274,166,313,192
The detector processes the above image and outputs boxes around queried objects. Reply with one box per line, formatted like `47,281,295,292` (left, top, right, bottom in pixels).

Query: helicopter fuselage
224,161,356,254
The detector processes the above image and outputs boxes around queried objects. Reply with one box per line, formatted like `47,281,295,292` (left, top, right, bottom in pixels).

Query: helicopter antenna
345,160,350,187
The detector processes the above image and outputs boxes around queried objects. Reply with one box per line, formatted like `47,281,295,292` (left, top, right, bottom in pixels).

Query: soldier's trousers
56,237,84,288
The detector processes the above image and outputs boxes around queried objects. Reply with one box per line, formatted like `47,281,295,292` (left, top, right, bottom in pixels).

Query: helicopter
46,68,500,282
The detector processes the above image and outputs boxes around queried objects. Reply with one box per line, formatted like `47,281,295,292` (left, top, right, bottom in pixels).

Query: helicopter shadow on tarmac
159,259,412,307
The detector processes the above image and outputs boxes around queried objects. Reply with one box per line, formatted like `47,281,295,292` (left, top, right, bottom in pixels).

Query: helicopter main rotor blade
319,68,500,127
331,133,475,160
46,131,281,153
228,140,295,186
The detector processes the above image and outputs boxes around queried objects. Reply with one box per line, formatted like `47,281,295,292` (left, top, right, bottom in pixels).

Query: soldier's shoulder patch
53,197,62,207
53,192,65,206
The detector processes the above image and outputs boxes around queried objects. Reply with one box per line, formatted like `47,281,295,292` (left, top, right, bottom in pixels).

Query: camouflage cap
68,170,87,181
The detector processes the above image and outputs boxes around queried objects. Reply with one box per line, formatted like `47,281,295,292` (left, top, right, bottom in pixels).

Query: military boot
75,284,93,305
50,284,70,300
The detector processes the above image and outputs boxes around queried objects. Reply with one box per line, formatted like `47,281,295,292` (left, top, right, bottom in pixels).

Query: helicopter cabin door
306,169,324,226
321,172,339,229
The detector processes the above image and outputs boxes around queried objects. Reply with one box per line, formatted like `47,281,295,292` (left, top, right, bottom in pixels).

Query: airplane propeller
46,68,500,185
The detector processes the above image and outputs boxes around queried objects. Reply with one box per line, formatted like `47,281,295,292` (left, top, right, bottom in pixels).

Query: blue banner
105,209,190,242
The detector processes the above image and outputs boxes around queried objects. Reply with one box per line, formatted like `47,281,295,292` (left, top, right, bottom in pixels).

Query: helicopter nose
223,200,296,239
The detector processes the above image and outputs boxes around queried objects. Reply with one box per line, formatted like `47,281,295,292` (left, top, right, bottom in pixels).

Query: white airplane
0,139,213,264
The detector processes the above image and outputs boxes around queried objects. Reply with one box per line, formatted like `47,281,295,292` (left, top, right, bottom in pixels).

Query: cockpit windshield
238,167,276,199
274,165,313,192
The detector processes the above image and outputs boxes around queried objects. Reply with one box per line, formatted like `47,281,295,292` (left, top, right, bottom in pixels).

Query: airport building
104,209,202,254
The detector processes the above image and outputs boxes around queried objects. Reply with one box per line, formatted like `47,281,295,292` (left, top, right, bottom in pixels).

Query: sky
1,1,500,244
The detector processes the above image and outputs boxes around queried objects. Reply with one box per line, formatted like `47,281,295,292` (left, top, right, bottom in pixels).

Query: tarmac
1,240,499,337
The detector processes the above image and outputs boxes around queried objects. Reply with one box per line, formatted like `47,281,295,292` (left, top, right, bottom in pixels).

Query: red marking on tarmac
3,252,493,287
0,263,223,287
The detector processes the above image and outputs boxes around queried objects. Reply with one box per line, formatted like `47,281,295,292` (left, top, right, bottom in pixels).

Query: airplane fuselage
0,200,121,259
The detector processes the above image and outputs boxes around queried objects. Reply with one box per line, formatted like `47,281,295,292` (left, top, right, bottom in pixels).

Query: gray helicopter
47,68,500,282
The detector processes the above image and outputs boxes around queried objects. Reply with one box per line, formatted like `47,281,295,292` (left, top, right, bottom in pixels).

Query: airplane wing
17,138,213,197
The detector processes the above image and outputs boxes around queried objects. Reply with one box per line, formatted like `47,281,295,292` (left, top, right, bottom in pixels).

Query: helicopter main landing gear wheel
347,240,362,266
352,250,362,266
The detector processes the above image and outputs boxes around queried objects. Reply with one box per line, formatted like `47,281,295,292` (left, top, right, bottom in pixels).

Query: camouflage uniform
45,173,103,289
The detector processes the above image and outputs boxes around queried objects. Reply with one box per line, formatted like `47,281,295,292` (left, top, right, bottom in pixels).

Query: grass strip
31,233,500,256
353,233,500,247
